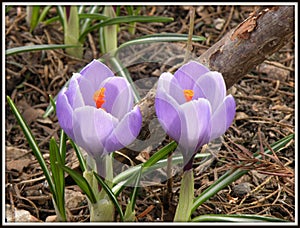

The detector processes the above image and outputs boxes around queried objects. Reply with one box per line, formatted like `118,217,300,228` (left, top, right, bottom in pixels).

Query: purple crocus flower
155,61,236,170
56,59,142,159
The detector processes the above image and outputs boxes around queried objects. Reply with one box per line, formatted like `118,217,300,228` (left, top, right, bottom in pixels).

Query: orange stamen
93,87,106,109
183,89,194,102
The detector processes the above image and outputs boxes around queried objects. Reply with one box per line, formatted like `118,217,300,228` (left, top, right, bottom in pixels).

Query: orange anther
93,87,106,109
183,89,194,102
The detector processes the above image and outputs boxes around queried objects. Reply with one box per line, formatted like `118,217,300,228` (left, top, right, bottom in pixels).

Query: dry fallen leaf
6,158,31,173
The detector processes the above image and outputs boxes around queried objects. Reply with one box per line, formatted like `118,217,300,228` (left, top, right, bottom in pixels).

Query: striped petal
99,77,134,120
80,59,115,91
104,106,142,153
210,95,236,141
193,71,226,112
174,61,210,90
72,106,117,157
56,88,75,140
157,72,186,105
178,99,212,158
155,89,182,143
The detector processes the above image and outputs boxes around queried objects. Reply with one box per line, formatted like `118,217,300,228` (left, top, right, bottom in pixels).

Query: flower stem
85,154,115,221
173,169,194,222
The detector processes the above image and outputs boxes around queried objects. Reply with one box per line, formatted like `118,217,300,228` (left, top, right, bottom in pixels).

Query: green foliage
191,214,288,222
5,44,79,56
59,166,97,204
62,6,83,58
6,5,293,223
7,96,68,221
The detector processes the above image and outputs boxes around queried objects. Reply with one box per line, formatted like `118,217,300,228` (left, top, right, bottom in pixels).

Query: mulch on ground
4,5,295,222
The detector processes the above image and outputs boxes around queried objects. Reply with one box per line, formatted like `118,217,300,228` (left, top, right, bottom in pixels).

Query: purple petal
104,106,142,153
210,95,236,141
174,61,210,90
72,106,117,157
155,90,182,142
178,99,212,158
99,77,134,120
56,89,75,140
64,73,82,108
64,73,85,109
193,71,226,112
77,76,96,106
80,59,115,91
157,72,186,105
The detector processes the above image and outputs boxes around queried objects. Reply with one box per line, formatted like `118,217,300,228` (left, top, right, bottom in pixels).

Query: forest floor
4,5,295,223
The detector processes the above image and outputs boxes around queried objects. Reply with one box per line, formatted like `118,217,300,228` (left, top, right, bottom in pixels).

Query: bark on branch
198,6,294,88
135,5,294,144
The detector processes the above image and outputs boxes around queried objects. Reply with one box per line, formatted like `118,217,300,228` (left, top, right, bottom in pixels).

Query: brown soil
4,5,295,223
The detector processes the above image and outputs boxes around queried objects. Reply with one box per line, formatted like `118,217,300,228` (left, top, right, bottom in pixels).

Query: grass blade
5,44,80,56
112,141,177,185
79,15,173,43
38,6,52,23
80,6,100,35
112,141,178,195
60,165,97,204
78,13,108,20
143,141,177,168
113,33,206,56
49,138,67,221
27,6,40,33
42,16,60,25
129,169,141,212
123,168,142,221
69,139,87,172
59,130,67,168
6,96,55,196
112,152,210,197
93,171,124,221
191,214,288,222
56,5,65,29
99,15,174,26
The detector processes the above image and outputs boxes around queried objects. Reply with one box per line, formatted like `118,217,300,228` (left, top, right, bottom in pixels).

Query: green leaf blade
60,165,97,204
191,214,288,222
6,96,56,196
5,44,80,56
49,138,66,221
79,15,174,43
114,33,206,56
93,172,124,221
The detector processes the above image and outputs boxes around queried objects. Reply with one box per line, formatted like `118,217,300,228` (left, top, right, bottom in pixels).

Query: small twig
257,126,265,159
229,203,282,214
184,6,195,63
136,205,155,219
264,60,295,72
87,33,98,59
239,175,273,206
14,184,40,218
272,176,282,205
22,82,49,101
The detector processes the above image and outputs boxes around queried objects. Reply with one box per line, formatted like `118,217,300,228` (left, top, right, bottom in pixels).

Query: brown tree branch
198,6,294,88
134,5,294,146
